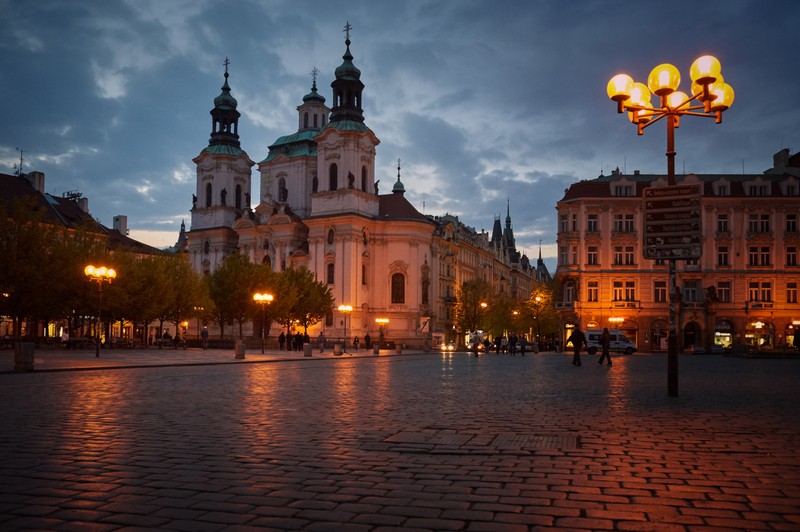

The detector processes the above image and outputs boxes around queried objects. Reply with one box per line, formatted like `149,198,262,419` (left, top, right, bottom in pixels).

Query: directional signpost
643,184,702,260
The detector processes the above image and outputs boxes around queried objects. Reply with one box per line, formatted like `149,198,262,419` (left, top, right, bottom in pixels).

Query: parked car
585,329,637,355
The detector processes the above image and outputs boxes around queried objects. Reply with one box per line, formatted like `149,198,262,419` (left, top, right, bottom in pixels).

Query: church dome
214,72,238,110
334,41,361,81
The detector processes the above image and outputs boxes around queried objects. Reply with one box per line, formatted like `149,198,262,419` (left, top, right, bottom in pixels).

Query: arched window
205,183,212,207
203,240,210,254
278,177,288,202
327,229,335,245
361,166,367,192
326,263,335,285
391,273,405,304
312,176,318,193
235,184,242,209
313,114,318,128
303,112,309,129
329,163,338,190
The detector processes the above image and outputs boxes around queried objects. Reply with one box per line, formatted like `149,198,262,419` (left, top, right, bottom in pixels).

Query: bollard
373,344,379,354
234,340,246,359
333,343,342,356
303,343,312,357
14,342,35,372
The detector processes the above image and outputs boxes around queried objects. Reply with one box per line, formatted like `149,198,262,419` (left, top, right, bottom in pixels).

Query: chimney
76,197,89,213
773,148,790,169
634,170,640,175
113,215,128,235
26,171,45,193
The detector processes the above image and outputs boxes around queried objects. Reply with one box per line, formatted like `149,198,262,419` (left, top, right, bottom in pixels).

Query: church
187,26,537,347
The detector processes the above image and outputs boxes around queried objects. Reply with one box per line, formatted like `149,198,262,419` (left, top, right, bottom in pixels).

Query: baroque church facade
188,29,537,346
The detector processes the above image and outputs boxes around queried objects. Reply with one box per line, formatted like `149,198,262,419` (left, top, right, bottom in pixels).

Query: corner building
554,149,800,352
188,32,533,346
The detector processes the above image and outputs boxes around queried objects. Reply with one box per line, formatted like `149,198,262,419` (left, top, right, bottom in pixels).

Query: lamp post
253,293,274,354
607,55,733,397
84,265,117,357
338,304,352,353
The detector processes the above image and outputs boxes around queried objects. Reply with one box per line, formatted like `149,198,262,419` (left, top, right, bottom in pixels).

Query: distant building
1,171,162,257
554,149,800,352
187,29,534,346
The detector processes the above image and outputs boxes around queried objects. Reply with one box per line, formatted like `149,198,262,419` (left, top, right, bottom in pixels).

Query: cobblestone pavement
1,350,799,531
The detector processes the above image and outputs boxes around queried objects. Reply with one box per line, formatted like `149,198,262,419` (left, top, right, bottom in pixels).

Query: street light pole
338,305,352,353
607,55,733,397
84,265,117,358
253,293,274,354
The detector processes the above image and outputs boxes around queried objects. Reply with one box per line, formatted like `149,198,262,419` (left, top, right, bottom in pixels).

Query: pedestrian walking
598,327,612,366
567,326,586,366
353,336,360,351
364,333,371,349
519,336,527,356
201,326,209,350
279,332,286,351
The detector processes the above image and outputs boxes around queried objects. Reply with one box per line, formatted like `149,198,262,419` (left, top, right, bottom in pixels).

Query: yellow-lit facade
555,149,800,352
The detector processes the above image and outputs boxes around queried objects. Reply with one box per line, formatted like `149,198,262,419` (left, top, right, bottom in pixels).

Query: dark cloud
1,0,798,270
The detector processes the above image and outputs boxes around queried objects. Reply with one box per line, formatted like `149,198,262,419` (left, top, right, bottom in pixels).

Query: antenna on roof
14,147,24,176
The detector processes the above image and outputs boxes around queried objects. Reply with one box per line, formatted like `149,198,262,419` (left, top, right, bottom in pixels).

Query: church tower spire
208,58,241,149
330,21,365,124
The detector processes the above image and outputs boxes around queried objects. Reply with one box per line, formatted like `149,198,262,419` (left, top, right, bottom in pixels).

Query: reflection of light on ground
605,355,631,412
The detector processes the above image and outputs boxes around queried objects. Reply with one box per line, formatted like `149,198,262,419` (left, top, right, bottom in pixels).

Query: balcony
682,301,705,309
612,301,639,309
748,302,774,310
555,301,575,310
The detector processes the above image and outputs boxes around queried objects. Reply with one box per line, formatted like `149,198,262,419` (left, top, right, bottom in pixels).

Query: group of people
279,331,310,351
469,333,534,356
351,334,371,350
567,326,612,367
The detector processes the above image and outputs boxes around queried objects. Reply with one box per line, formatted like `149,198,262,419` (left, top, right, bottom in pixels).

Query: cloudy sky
2,0,799,271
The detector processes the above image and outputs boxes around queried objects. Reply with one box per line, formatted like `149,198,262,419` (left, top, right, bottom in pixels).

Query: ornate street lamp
607,55,733,397
338,304,353,353
84,265,117,357
253,292,274,354
375,317,389,347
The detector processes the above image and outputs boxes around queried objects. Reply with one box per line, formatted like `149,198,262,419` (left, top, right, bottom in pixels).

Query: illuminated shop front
745,320,774,348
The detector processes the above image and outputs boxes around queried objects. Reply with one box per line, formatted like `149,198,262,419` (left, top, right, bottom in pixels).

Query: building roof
378,192,433,223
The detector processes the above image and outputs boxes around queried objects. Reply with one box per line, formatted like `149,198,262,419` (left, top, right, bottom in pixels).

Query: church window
263,255,271,268
203,241,210,254
312,176,318,193
303,112,309,129
362,264,367,285
278,177,288,202
329,163,338,190
327,229,335,245
391,273,405,304
205,183,212,207
313,114,318,128
322,114,327,126
326,263,335,285
361,166,367,192
235,184,242,209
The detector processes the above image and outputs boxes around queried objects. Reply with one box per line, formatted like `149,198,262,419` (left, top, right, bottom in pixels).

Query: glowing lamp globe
647,63,680,96
628,82,652,109
690,55,721,86
710,83,735,111
667,91,689,110
607,74,634,101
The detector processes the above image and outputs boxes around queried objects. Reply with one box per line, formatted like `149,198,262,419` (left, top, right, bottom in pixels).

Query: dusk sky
2,0,798,271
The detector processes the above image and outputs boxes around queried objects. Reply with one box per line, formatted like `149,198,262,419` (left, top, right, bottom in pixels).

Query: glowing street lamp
375,317,389,345
253,292,274,354
338,304,353,353
84,265,117,357
607,54,733,397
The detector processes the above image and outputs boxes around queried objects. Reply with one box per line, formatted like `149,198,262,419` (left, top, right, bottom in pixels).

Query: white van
585,329,637,355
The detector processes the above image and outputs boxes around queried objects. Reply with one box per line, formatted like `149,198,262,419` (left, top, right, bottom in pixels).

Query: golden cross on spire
311,67,319,86
223,57,230,73
397,158,401,178
343,21,352,40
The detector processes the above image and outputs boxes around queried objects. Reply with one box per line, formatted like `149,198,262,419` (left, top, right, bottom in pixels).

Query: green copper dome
214,72,238,110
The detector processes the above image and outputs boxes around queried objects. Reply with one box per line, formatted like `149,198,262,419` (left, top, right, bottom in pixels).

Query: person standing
279,332,286,351
364,333,371,350
201,326,209,350
353,336,360,351
598,327,612,366
567,326,586,366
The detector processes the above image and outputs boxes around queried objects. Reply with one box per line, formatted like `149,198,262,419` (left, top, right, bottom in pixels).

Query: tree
207,252,257,339
522,281,559,346
272,267,333,335
451,279,493,345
